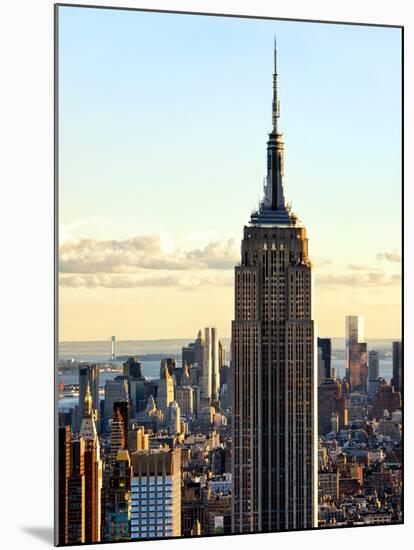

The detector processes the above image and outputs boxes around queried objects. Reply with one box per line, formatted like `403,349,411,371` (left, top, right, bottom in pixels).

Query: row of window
131,478,172,486
131,526,174,534
130,505,173,513
131,487,173,495
131,511,173,518
130,498,173,505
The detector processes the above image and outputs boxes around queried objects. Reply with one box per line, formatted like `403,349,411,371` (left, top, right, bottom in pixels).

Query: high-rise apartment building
232,43,317,533
368,350,380,396
218,340,226,370
194,330,204,368
202,328,212,400
345,316,368,392
58,425,71,545
110,407,126,467
111,336,116,361
169,401,181,434
130,449,182,539
103,378,129,432
317,338,332,380
104,449,132,541
318,379,348,434
176,385,194,418
392,341,403,392
182,342,196,366
67,438,85,544
211,328,220,402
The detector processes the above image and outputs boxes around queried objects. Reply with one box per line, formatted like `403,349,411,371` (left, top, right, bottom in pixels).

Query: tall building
104,449,132,541
123,356,144,380
67,438,85,544
110,407,126,467
218,340,226,370
392,341,403,392
194,330,204,368
80,383,103,543
130,449,182,539
317,338,332,380
232,43,317,533
176,385,194,417
79,364,100,428
182,342,196,366
349,342,368,392
103,378,129,432
169,401,181,434
58,425,71,545
157,363,174,423
345,316,367,391
202,327,212,400
372,383,402,420
211,328,220,402
111,336,116,361
318,379,348,434
368,350,380,396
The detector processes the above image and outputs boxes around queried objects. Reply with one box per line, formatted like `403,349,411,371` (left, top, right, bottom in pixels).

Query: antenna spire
272,36,280,133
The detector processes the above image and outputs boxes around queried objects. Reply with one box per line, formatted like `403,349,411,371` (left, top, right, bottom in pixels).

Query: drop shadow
21,526,54,544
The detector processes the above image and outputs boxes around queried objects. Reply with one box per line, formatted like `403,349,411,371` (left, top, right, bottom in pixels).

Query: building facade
392,341,402,392
232,43,317,533
130,449,181,539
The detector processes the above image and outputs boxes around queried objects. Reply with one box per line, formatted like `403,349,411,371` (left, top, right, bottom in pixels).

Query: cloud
59,235,239,274
347,264,380,271
186,239,239,269
312,257,332,268
377,252,401,263
59,272,233,290
316,272,401,288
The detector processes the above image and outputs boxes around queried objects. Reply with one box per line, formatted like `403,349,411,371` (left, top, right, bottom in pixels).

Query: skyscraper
232,42,317,533
110,407,126,467
79,364,100,428
368,350,380,396
80,383,103,543
104,449,132,541
67,438,85,544
58,425,71,545
202,327,212,400
169,401,181,434
130,449,182,539
111,336,116,361
157,363,174,423
345,315,367,391
194,330,204,368
211,327,220,402
103,378,129,432
218,340,226,370
317,337,332,380
392,341,403,392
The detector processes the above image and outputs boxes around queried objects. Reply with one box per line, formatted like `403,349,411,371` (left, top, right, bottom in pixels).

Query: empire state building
232,42,317,533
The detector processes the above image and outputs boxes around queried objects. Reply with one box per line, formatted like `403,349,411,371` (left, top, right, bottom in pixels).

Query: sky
58,6,402,342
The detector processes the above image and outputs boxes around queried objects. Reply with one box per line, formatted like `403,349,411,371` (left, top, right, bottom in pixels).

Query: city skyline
58,8,401,340
57,7,403,545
